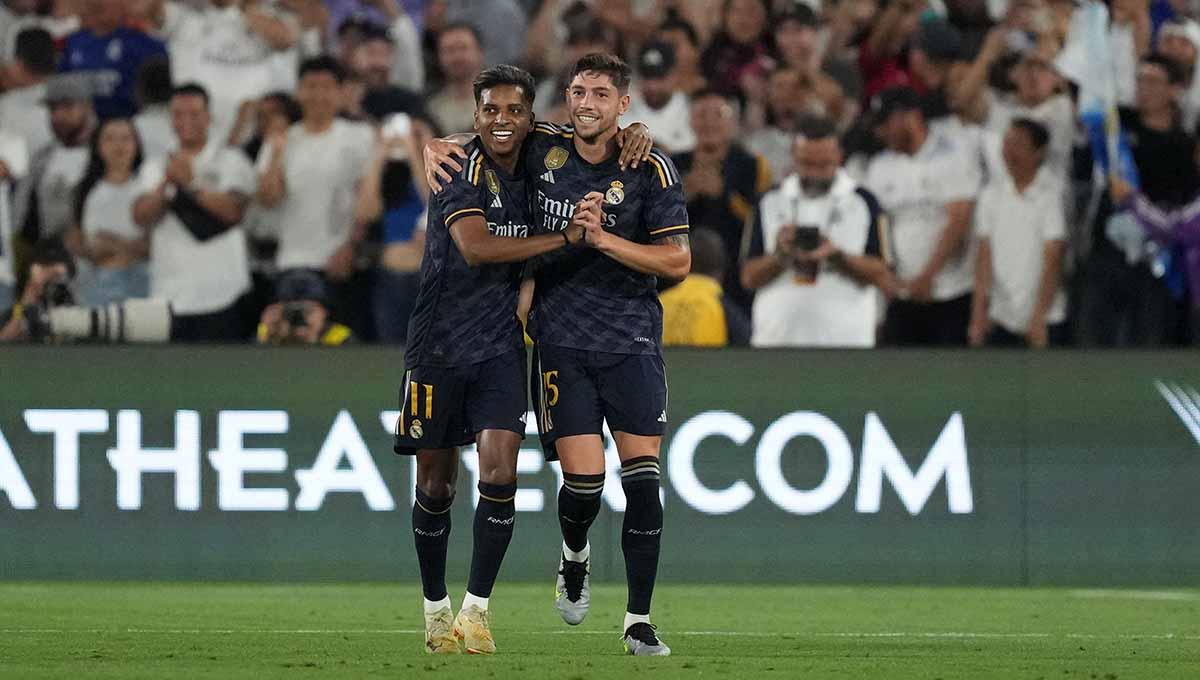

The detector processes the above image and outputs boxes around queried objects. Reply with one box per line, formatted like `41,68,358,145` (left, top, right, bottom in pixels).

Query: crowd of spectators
1,0,1198,348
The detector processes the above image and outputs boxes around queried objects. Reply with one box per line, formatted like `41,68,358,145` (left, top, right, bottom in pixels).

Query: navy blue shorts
530,344,668,461
393,349,528,455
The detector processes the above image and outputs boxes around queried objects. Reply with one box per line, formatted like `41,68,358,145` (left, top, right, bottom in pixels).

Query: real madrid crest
545,146,568,170
485,169,500,195
409,419,424,439
605,180,625,205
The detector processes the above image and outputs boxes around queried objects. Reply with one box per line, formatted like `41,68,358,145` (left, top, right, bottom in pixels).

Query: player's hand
616,122,653,171
573,194,605,247
423,138,469,193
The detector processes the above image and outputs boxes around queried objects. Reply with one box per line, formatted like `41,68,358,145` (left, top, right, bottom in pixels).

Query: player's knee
475,446,518,486
416,451,458,499
478,466,517,486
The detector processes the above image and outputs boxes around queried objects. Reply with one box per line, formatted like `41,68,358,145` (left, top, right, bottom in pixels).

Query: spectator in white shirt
864,86,981,346
257,56,374,287
625,41,696,155
157,0,301,147
427,23,485,135
744,68,827,182
959,32,1075,187
970,118,1069,348
742,115,895,347
0,28,56,155
68,117,150,308
13,75,95,246
132,83,257,342
0,127,29,311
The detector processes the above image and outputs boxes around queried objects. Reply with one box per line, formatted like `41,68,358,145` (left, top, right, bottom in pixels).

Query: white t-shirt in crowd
134,105,175,161
986,93,1076,184
749,172,886,348
864,127,982,301
745,127,796,185
428,88,477,136
975,167,1068,334
81,179,143,241
0,130,30,287
0,83,52,154
137,141,255,315
626,90,696,154
264,119,374,270
37,145,90,239
163,2,298,145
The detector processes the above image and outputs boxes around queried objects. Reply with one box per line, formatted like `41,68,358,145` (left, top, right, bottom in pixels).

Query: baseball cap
274,269,329,305
914,20,964,63
636,41,676,80
869,86,922,126
41,74,92,105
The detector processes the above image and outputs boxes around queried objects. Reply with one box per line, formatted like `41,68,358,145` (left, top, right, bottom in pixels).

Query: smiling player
394,64,600,656
522,54,690,657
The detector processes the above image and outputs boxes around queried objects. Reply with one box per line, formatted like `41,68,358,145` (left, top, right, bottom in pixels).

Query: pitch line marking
2,629,1197,641
1070,589,1200,602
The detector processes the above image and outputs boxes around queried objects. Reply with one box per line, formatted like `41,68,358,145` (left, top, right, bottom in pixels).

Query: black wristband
562,230,571,247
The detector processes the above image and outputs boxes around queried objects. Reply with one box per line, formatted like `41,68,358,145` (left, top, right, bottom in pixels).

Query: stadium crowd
1,0,1198,348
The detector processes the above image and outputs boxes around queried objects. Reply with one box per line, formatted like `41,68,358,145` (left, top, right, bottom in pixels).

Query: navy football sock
467,481,517,598
620,457,662,616
412,488,454,602
558,472,604,554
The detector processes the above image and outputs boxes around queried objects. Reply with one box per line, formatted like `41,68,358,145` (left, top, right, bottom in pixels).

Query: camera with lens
791,225,822,284
283,302,308,329
23,275,76,341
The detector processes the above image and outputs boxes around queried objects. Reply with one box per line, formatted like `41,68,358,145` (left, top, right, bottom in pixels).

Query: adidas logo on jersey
658,411,667,423
491,195,503,208
540,171,555,184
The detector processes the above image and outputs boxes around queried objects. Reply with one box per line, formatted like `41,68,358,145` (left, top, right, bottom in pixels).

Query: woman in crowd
68,117,149,308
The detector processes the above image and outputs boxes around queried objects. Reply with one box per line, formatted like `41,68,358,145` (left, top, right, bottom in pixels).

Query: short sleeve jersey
524,123,690,355
405,139,532,367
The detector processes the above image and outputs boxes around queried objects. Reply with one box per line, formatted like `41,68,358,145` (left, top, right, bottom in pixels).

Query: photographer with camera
255,269,353,347
0,238,171,344
741,115,895,348
0,241,75,343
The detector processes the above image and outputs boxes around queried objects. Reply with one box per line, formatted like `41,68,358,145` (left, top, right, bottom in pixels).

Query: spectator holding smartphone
741,115,894,348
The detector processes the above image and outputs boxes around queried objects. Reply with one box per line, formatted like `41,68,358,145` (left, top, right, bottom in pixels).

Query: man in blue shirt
62,0,166,118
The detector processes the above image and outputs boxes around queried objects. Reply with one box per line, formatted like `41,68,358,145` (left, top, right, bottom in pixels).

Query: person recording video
741,115,895,348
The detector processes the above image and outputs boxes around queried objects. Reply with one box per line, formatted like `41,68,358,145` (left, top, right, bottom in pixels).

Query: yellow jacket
660,274,729,348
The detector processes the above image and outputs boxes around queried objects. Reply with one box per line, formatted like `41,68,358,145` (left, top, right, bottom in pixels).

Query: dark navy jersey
405,139,531,367
524,122,690,355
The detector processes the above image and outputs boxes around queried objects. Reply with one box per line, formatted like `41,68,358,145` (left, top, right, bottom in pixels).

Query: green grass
1,583,1197,679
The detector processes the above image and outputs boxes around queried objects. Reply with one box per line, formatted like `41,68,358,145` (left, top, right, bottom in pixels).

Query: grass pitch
1,582,1197,679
